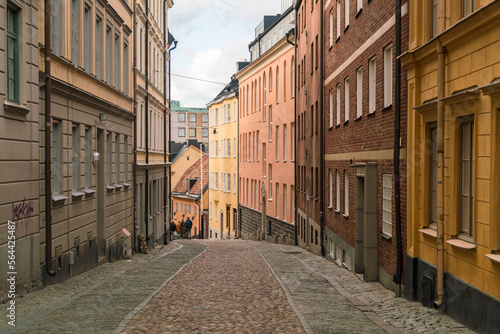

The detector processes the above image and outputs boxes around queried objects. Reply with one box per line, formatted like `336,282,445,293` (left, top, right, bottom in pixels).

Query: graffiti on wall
12,198,34,235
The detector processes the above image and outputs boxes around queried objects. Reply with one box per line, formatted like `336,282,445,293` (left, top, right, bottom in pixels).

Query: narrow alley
0,240,475,334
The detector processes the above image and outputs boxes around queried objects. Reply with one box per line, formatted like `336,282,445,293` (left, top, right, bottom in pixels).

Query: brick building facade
323,0,409,291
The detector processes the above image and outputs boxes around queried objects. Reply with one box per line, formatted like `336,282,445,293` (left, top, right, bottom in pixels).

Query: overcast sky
169,0,282,109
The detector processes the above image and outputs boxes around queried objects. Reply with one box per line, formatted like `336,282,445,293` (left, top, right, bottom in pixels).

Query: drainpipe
44,0,56,277
145,0,150,245
319,0,325,258
168,37,177,242
133,0,138,252
434,38,446,309
163,0,167,245
393,0,403,297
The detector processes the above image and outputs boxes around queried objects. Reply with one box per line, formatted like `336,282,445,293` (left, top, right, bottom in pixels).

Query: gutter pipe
168,37,177,242
393,0,403,297
163,0,167,244
133,0,138,252
319,0,325,257
145,0,150,245
44,0,56,277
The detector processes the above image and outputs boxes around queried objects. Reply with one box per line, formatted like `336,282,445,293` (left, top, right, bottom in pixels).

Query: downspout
163,0,167,245
168,38,177,242
434,38,446,309
319,0,325,258
145,0,150,245
133,0,138,252
44,0,56,277
393,0,403,297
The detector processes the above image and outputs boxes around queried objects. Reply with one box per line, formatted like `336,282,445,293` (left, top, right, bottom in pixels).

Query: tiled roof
172,154,209,196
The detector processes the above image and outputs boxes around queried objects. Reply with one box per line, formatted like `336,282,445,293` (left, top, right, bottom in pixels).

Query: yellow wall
403,0,500,300
208,95,239,238
171,146,203,188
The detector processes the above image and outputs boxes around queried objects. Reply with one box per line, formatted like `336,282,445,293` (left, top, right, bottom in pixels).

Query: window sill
4,100,30,115
380,231,392,240
329,126,333,130
367,110,376,116
355,115,362,121
72,191,85,198
335,36,340,44
343,120,349,125
342,213,349,218
268,198,273,202
328,205,333,210
124,183,131,188
446,238,476,250
485,253,500,264
329,45,333,51
355,8,363,18
84,188,96,195
335,209,340,213
382,104,392,112
315,197,318,201
343,25,349,33
115,184,123,189
106,185,116,190
336,124,340,128
52,194,68,203
419,228,437,238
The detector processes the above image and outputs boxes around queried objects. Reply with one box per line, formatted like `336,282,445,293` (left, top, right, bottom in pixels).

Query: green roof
171,100,208,113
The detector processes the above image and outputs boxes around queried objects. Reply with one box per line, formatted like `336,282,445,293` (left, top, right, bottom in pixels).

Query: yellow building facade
402,1,500,331
207,78,239,239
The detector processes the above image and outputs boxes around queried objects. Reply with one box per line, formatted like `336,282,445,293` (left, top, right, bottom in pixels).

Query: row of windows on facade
240,56,295,118
177,128,208,138
209,139,236,158
210,102,237,127
327,44,393,127
53,0,131,94
240,122,296,164
52,122,128,194
240,176,295,224
298,217,321,248
137,105,166,150
178,113,209,123
296,0,319,38
253,26,286,61
208,203,237,229
210,172,237,194
174,202,198,216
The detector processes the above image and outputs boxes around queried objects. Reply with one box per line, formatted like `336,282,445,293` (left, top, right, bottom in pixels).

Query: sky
169,0,282,109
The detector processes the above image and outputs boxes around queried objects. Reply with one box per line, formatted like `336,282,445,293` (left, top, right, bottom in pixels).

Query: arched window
291,56,295,98
283,61,287,100
276,66,280,102
246,84,249,115
269,68,273,91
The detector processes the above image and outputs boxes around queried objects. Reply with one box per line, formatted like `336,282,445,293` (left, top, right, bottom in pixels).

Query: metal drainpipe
163,0,167,245
145,0,150,245
168,38,177,242
434,38,446,309
319,0,325,258
393,0,403,297
44,0,55,277
132,0,138,252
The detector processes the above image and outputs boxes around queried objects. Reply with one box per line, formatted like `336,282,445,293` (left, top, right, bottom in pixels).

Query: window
329,10,334,47
277,67,280,102
178,113,185,122
432,0,438,37
345,77,350,122
115,34,120,90
233,174,237,193
269,106,273,141
95,17,102,79
357,0,362,13
72,125,79,190
215,108,219,124
369,57,377,113
336,170,340,211
345,0,350,28
124,136,128,183
384,45,393,107
429,124,437,228
115,134,119,184
234,138,236,158
233,102,237,121
178,128,185,137
329,169,333,207
85,127,91,188
189,113,196,123
382,174,393,236
52,121,62,193
291,185,295,222
7,5,19,103
269,164,273,199
202,128,208,137
283,125,287,161
356,68,363,118
459,117,474,237
106,27,112,84
189,129,196,137
462,0,476,17
311,42,314,73
315,35,319,69
71,0,80,65
276,183,280,218
107,133,111,185
328,90,334,127
215,140,219,157
263,143,266,176
124,43,129,95
51,0,61,55
276,126,279,160
215,203,218,220
336,84,341,125
227,173,231,193
202,114,208,123
291,123,295,161
344,172,349,215
84,6,90,73
336,0,341,39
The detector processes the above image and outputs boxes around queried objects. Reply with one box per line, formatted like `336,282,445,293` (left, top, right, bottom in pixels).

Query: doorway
220,211,223,239
226,206,231,237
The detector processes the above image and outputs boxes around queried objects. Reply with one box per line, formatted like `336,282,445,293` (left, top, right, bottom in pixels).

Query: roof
172,154,209,196
207,76,239,107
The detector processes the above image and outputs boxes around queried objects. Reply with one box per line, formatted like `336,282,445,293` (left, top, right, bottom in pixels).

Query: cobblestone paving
0,241,207,334
123,240,305,334
252,241,477,334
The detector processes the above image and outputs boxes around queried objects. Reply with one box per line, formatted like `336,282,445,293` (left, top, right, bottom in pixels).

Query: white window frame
344,171,349,216
344,77,350,122
329,89,334,127
336,84,341,125
384,45,393,107
329,169,333,208
345,0,350,28
336,0,341,39
382,174,393,236
357,67,363,118
369,57,376,113
329,10,334,47
336,170,340,211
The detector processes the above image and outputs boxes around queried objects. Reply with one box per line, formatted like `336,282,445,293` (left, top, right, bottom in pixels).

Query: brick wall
239,205,295,242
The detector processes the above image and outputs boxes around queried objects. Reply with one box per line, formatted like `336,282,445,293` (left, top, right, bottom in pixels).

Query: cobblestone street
1,240,477,333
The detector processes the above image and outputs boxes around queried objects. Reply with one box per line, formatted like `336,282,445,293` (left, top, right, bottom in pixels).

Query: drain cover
284,251,301,254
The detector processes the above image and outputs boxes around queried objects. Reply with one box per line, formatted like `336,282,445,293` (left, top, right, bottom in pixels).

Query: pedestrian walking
180,220,187,239
186,217,193,239
169,221,177,241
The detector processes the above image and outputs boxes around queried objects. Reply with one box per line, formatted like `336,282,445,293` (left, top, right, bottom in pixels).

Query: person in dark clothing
170,221,177,241
180,220,187,239
186,217,193,239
